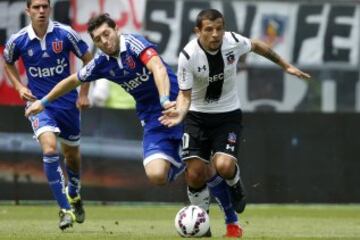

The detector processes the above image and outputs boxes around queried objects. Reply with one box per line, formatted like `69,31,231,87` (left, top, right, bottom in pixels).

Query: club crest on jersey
126,56,136,69
226,51,235,64
52,40,63,54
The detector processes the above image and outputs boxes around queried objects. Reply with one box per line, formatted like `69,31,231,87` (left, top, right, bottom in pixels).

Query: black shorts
181,109,243,162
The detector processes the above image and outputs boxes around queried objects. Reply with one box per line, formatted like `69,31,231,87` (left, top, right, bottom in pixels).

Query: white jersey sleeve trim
177,49,194,91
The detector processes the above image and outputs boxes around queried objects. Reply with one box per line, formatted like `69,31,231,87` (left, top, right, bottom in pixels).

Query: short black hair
27,0,50,8
87,13,116,38
195,9,224,29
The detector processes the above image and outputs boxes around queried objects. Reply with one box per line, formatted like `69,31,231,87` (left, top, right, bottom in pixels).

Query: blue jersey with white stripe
78,33,179,127
3,20,89,109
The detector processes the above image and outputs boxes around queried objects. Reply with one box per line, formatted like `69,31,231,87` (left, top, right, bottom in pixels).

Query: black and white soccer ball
174,205,210,237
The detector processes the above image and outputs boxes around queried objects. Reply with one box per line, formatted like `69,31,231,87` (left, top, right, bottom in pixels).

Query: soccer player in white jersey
160,9,311,237
25,14,186,191
3,0,92,230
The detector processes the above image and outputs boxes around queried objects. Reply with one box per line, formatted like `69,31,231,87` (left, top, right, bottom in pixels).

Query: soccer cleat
224,223,243,238
187,186,211,213
59,209,75,230
229,179,247,214
66,187,85,223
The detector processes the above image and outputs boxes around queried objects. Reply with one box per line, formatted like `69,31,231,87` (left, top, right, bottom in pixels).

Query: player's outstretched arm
251,39,311,80
25,73,81,117
77,52,93,110
144,55,171,105
159,90,191,128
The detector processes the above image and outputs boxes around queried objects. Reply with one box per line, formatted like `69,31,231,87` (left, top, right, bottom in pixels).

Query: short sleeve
78,57,100,82
230,32,252,55
177,51,193,91
64,27,89,58
3,36,20,64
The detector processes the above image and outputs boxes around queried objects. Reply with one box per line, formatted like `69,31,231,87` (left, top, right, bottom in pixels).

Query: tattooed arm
251,39,311,79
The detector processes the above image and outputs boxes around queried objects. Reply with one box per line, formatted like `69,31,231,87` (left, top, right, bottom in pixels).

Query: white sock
226,164,240,187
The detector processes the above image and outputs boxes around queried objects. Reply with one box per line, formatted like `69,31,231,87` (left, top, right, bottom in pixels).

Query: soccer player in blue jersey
4,0,92,230
25,14,186,188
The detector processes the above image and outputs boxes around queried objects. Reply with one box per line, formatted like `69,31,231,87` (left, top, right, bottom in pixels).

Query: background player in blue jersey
25,14,185,188
3,0,92,230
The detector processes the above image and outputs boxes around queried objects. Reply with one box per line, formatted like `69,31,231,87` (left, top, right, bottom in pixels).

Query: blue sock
207,174,238,224
43,154,70,210
66,166,81,198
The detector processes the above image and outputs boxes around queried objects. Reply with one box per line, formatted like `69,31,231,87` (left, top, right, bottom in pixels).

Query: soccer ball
174,205,210,237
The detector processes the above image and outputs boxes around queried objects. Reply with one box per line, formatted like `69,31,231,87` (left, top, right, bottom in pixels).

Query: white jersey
177,32,251,113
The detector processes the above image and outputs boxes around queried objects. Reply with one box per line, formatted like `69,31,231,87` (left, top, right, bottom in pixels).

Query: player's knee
214,158,235,179
186,166,207,187
42,148,57,156
146,170,167,186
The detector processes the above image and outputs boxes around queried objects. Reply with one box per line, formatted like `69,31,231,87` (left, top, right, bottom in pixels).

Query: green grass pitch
0,203,359,239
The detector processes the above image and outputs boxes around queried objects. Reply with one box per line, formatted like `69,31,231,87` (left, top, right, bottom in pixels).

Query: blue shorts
27,105,80,146
142,123,184,169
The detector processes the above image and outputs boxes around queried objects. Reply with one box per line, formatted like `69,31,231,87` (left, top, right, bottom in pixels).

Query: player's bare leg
144,159,171,185
213,153,246,214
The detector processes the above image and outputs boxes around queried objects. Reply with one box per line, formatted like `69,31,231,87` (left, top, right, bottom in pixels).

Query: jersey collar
27,20,54,40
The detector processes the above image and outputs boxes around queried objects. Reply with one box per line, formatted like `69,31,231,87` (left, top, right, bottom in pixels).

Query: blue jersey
4,20,89,109
78,33,179,128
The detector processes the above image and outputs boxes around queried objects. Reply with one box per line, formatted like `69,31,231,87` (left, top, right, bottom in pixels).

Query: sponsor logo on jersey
52,40,63,54
208,73,224,83
126,56,136,69
120,67,151,92
28,58,68,78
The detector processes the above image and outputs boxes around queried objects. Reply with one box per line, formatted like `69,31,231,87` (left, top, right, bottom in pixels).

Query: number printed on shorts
182,133,190,150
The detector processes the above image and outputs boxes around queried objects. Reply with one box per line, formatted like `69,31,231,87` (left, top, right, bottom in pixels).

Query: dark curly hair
87,13,116,38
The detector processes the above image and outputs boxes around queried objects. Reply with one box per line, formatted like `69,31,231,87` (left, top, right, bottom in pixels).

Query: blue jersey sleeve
63,27,89,58
77,55,103,82
3,36,21,64
126,34,157,58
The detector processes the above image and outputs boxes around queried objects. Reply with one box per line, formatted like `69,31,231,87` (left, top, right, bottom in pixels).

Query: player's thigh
38,131,58,154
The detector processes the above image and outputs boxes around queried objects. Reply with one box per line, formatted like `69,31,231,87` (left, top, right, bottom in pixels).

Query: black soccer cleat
66,187,85,223
58,209,75,230
229,178,247,214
